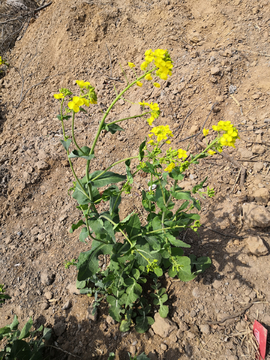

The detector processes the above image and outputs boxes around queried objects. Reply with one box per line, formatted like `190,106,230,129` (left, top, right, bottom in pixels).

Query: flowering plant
54,49,239,332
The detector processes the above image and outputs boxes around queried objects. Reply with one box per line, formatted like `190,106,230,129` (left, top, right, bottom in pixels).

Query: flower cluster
163,148,188,172
139,101,160,125
0,56,8,66
148,125,173,144
141,49,173,80
53,81,97,113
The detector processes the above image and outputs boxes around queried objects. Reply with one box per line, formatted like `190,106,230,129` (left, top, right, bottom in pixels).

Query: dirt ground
1,0,270,359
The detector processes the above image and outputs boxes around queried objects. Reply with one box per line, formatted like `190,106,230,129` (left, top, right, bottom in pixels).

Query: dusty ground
1,0,270,359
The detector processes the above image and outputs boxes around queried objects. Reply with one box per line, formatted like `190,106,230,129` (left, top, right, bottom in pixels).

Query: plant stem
105,112,150,127
100,215,133,247
71,111,87,156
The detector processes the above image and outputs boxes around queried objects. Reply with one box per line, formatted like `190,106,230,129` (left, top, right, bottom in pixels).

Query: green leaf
76,279,86,289
169,167,185,180
135,316,154,333
19,318,33,340
139,140,146,161
120,319,131,332
159,304,169,318
77,243,113,281
192,177,207,194
89,171,126,188
168,267,177,278
105,122,124,134
154,267,163,277
126,282,142,304
107,295,123,322
60,139,71,151
68,146,95,160
69,220,85,233
190,255,211,273
72,184,89,205
10,315,19,330
79,227,88,243
125,159,133,184
137,353,151,360
108,353,115,360
132,268,140,280
125,214,141,240
166,233,190,248
10,339,32,359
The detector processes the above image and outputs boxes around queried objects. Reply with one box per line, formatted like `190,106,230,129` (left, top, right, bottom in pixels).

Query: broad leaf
60,139,71,152
139,140,146,161
89,171,126,188
79,227,88,243
135,315,154,333
69,220,85,233
105,122,124,134
19,318,33,340
68,146,95,160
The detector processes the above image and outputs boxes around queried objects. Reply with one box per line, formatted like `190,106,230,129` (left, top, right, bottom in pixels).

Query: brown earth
1,0,270,359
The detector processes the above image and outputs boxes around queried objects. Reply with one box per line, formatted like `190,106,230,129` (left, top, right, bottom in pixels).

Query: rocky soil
0,0,270,359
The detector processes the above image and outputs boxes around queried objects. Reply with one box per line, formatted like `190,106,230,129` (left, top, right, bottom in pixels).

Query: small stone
36,161,50,171
67,283,80,295
129,345,136,356
189,125,200,135
189,310,197,318
151,313,177,338
243,203,270,228
5,236,12,244
212,280,222,289
238,148,253,159
189,33,202,43
192,287,200,298
119,98,125,105
253,188,269,204
211,67,220,75
178,320,189,332
252,144,265,154
106,315,116,325
40,270,55,286
62,299,72,310
252,93,261,100
160,343,168,351
253,162,264,173
246,235,268,256
44,291,53,300
54,321,66,337
40,301,50,310
199,324,210,335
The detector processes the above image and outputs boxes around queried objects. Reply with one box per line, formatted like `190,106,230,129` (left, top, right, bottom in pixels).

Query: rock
252,93,261,100
62,299,72,310
178,320,189,332
253,188,269,204
252,144,265,154
44,291,53,300
192,287,200,298
119,98,125,105
189,125,200,135
211,67,220,75
5,236,12,244
238,148,252,159
40,301,50,310
129,345,136,356
53,321,66,337
36,161,50,171
189,33,202,43
242,203,270,227
253,162,264,173
106,315,116,325
40,270,55,286
67,283,80,295
151,313,177,338
199,324,210,335
246,235,268,256
160,343,167,351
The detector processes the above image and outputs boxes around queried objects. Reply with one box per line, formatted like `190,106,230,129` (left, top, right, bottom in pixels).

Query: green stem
106,112,150,127
91,156,139,182
130,225,186,240
161,179,177,230
71,111,87,156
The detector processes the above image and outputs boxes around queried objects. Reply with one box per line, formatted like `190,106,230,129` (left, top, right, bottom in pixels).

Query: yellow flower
164,162,175,172
208,150,216,155
178,149,187,159
150,125,173,142
147,116,155,126
136,81,143,87
203,128,209,136
145,74,152,81
140,61,148,71
153,82,160,88
128,62,135,68
54,93,64,99
83,98,90,107
76,80,90,88
68,96,84,113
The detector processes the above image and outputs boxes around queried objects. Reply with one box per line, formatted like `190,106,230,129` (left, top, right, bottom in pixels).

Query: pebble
160,343,168,351
199,324,210,335
253,188,269,204
36,161,50,171
246,235,268,256
252,144,265,154
53,321,66,337
44,291,53,300
189,125,200,135
192,287,200,298
62,299,72,310
211,67,220,75
244,190,264,209
253,162,264,173
151,313,177,338
67,283,80,295
40,270,55,286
